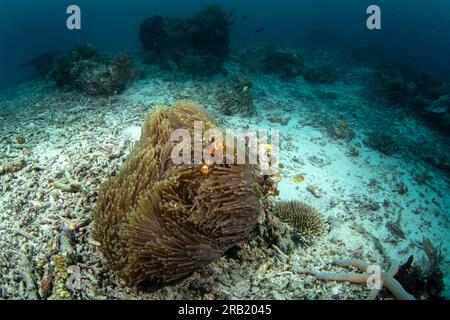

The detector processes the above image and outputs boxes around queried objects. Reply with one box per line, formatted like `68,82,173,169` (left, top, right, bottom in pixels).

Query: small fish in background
242,15,248,20
254,27,265,33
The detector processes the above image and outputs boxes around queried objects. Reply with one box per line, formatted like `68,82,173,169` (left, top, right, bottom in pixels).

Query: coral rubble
375,63,450,133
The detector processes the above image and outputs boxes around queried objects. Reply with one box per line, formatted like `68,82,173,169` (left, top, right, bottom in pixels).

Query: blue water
1,0,450,89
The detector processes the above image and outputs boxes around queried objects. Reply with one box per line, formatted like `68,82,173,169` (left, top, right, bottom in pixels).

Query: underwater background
2,0,450,89
0,0,449,300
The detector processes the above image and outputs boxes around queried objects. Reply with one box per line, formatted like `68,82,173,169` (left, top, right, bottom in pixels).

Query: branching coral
375,63,450,133
93,100,263,285
272,200,326,244
307,258,415,300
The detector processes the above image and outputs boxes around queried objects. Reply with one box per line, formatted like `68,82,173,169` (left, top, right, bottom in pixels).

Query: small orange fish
210,140,224,157
199,164,211,175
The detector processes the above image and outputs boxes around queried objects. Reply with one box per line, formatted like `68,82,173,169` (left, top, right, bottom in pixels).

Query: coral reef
53,171,82,193
93,100,264,285
306,258,415,300
217,75,256,116
259,47,304,79
364,132,399,155
139,5,232,76
375,63,450,133
271,200,326,244
50,44,137,96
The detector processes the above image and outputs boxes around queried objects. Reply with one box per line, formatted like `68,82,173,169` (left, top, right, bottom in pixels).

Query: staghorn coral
272,200,326,244
93,100,263,285
0,160,25,175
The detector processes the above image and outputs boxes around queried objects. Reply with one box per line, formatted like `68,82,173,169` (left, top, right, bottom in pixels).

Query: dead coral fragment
0,160,25,175
272,200,326,243
93,100,263,285
53,172,82,193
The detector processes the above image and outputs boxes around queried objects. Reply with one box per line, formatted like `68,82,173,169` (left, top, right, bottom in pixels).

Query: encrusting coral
271,200,326,244
93,100,264,285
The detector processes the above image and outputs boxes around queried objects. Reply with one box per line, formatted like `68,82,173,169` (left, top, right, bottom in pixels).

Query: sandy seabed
0,47,449,300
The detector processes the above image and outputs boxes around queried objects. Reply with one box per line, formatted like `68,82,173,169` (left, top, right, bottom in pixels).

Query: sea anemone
93,100,263,285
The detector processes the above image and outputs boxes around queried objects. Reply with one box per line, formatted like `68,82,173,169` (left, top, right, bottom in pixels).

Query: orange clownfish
210,140,224,157
199,164,212,175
